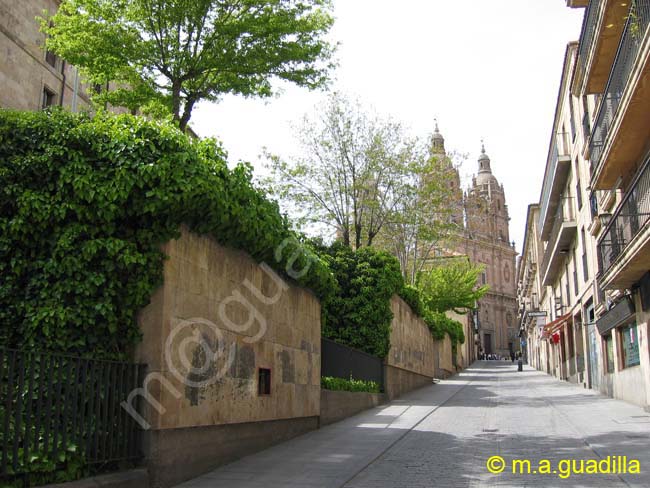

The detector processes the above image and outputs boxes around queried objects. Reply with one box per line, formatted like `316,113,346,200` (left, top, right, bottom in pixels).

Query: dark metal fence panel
0,348,145,483
321,338,383,389
598,154,650,276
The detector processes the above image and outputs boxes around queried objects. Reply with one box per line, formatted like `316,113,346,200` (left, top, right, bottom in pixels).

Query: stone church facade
431,125,518,358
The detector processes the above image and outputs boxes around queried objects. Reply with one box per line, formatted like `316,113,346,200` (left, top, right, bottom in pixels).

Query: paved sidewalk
175,362,650,488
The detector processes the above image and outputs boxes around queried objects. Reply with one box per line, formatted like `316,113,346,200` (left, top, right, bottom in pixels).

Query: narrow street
176,362,650,488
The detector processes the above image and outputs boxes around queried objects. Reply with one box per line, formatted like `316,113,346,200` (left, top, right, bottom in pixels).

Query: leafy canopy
266,93,421,249
42,0,336,129
319,243,404,358
418,258,489,314
0,109,333,358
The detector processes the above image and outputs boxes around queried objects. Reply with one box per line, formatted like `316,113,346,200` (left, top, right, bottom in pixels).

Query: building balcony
541,198,578,286
573,0,631,95
598,155,650,289
539,133,573,240
588,0,650,189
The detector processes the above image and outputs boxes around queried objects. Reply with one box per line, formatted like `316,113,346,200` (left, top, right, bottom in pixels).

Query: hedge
0,109,334,359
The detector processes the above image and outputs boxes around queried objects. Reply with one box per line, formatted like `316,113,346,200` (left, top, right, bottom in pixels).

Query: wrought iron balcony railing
598,154,650,277
541,197,577,282
589,0,650,173
576,0,602,85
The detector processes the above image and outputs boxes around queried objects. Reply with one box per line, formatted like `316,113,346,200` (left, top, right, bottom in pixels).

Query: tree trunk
171,80,182,122
178,97,196,132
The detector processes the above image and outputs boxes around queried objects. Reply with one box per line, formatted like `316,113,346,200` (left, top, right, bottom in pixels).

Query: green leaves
319,244,403,358
321,376,380,394
0,109,333,358
417,258,489,315
42,0,336,129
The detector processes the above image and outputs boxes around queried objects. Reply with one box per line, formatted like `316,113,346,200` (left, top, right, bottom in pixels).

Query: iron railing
577,0,602,85
321,338,383,390
539,133,572,232
541,197,577,280
0,348,146,484
589,0,650,173
598,155,650,276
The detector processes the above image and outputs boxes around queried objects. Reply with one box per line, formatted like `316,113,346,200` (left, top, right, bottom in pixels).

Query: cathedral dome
431,119,445,153
475,141,498,186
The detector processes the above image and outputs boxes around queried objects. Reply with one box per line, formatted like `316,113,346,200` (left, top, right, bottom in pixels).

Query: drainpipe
71,67,80,113
59,60,66,106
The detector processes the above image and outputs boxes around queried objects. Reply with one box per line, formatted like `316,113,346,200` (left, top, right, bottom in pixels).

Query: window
619,323,640,368
258,368,271,395
45,49,57,68
581,229,589,282
604,334,615,373
572,249,579,296
582,96,591,137
41,87,56,109
565,264,570,304
567,322,575,358
576,171,583,209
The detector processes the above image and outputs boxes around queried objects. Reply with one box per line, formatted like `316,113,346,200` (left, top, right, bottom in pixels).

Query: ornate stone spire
431,118,445,154
478,139,491,174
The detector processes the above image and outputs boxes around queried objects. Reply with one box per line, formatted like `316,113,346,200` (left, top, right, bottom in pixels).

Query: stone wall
384,296,436,398
435,335,454,379
320,390,386,426
135,227,321,487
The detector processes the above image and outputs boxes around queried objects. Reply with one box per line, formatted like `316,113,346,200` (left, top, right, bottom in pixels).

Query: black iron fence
598,155,650,276
0,348,146,485
577,0,601,84
321,338,383,390
590,0,650,172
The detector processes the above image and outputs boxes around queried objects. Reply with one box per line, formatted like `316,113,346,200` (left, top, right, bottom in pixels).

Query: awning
542,313,570,338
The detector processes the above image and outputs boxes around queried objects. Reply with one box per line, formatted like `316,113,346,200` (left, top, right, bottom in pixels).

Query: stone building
433,126,519,358
0,0,132,114
0,0,91,111
518,0,650,410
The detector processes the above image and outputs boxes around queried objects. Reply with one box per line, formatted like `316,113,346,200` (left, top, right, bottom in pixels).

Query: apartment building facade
520,0,650,409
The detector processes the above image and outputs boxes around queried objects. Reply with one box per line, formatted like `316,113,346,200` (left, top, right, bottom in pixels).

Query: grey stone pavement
175,362,650,487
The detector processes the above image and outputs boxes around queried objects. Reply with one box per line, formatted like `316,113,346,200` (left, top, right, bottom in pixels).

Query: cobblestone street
176,362,650,488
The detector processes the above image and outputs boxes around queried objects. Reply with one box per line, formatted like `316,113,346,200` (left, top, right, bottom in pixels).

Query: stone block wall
320,390,386,426
384,296,437,398
135,227,321,487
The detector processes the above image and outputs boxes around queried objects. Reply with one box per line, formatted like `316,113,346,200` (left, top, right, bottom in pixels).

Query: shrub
320,244,404,358
399,284,424,316
423,310,465,345
321,376,380,393
0,109,334,358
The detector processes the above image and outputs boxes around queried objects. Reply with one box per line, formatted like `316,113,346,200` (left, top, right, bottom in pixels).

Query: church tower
429,121,463,227
457,141,519,359
465,142,511,245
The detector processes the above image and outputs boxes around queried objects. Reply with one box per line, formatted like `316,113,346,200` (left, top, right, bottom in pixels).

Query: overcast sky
191,0,585,254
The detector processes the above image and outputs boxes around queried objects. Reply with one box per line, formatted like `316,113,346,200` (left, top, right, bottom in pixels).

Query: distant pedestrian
511,352,515,363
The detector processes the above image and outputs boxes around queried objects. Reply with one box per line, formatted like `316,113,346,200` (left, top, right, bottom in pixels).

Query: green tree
417,257,489,314
375,138,460,285
266,93,421,249
42,0,336,130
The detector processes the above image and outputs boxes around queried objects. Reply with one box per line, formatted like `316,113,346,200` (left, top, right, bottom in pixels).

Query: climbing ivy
319,243,403,358
0,109,334,359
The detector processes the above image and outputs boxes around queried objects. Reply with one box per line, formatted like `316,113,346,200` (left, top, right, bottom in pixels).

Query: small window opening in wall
45,49,57,68
258,368,271,395
42,87,56,109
